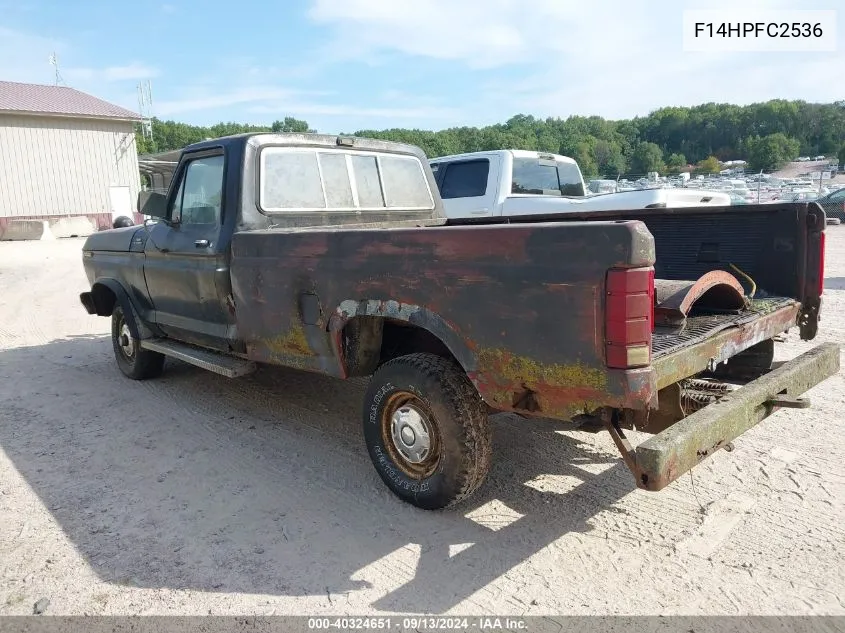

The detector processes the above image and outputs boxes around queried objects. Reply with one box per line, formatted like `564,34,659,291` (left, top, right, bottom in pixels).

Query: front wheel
111,304,165,380
362,353,492,510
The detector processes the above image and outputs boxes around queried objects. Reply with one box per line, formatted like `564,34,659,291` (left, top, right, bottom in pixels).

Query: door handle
195,239,210,248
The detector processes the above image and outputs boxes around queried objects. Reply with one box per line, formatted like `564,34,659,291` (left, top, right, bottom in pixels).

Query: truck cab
430,149,586,219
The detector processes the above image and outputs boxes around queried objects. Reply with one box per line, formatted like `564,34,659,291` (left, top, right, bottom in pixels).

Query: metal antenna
48,52,65,86
137,80,154,143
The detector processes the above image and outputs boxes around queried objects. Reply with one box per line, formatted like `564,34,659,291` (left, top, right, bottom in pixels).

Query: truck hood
82,225,146,252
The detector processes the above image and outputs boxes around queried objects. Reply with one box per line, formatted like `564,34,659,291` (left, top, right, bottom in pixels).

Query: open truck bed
446,200,835,491
449,200,825,358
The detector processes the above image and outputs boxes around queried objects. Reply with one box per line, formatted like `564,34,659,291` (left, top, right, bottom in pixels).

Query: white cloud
64,63,159,82
0,27,65,85
247,102,459,120
308,0,543,69
306,0,843,121
0,26,158,116
155,86,330,116
155,82,457,124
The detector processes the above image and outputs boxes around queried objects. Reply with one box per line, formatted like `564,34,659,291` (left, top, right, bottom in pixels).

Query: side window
170,155,225,225
168,177,184,220
430,162,441,183
440,159,489,199
830,188,845,201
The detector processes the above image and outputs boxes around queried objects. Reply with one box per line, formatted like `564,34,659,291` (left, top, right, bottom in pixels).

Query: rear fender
328,299,475,377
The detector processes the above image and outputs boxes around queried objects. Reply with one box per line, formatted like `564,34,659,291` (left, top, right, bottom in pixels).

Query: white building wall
0,114,140,218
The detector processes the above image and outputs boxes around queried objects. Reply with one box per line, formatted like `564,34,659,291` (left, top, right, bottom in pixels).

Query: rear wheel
362,353,492,510
111,304,165,380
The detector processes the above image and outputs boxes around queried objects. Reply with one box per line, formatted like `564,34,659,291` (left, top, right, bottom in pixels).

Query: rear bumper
634,341,839,491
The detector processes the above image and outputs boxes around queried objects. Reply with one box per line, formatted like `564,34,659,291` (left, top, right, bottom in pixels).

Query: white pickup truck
429,149,731,219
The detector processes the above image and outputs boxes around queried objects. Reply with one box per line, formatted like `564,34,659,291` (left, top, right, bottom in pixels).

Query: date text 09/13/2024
307,617,527,630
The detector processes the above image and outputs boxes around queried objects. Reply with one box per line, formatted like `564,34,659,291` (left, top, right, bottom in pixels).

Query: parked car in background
781,191,820,203
816,187,845,221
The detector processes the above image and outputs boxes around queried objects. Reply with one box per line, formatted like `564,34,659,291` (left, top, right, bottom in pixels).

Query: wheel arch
327,299,476,378
90,278,154,340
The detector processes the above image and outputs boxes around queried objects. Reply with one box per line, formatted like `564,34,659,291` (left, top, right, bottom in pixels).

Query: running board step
140,338,257,378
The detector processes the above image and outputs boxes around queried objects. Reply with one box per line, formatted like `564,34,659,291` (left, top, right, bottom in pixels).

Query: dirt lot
0,232,844,617
774,160,845,186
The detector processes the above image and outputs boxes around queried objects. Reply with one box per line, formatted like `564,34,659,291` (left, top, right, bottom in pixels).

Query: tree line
136,100,845,178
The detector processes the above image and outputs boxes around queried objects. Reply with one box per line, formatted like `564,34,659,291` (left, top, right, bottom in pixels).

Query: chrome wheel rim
118,320,134,358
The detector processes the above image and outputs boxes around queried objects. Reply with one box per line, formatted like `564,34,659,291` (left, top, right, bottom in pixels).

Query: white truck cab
429,149,731,220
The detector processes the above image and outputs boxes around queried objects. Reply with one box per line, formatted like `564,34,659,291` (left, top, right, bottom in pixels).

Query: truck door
143,149,233,350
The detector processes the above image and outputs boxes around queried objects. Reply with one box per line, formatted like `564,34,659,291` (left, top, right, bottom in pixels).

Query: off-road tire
111,304,165,380
362,352,492,510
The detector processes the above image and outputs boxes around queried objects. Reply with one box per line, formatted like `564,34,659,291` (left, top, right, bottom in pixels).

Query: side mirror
138,191,167,219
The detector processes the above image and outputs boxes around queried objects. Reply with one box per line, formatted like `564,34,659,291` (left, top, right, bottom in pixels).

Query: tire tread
374,352,492,507
111,305,165,380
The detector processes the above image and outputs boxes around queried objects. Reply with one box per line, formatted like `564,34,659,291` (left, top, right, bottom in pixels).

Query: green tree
594,139,626,176
130,99,845,173
695,156,721,174
271,117,315,133
629,141,665,175
745,133,800,171
574,138,598,178
665,152,687,173
838,144,845,167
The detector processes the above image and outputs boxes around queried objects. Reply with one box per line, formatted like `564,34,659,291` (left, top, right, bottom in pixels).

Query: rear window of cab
258,147,435,213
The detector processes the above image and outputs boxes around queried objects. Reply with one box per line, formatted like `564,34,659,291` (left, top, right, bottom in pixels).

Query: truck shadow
0,334,637,614
824,277,845,290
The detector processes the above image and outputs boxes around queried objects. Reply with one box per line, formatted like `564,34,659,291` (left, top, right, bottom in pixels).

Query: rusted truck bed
440,201,832,490
652,296,797,359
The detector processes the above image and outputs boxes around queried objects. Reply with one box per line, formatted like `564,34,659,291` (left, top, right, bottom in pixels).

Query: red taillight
649,268,655,332
818,230,826,296
605,267,654,369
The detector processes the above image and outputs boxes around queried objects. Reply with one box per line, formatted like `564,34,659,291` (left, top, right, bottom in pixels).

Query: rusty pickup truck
79,133,839,510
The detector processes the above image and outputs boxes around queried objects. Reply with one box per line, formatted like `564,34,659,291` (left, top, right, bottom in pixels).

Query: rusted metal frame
630,341,839,491
797,205,825,340
652,303,800,391
602,412,644,482
765,396,810,409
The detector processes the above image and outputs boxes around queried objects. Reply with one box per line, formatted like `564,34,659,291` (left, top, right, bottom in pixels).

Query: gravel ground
0,232,843,617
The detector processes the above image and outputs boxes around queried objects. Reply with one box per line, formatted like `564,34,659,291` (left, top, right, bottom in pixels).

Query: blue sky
1,0,842,133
